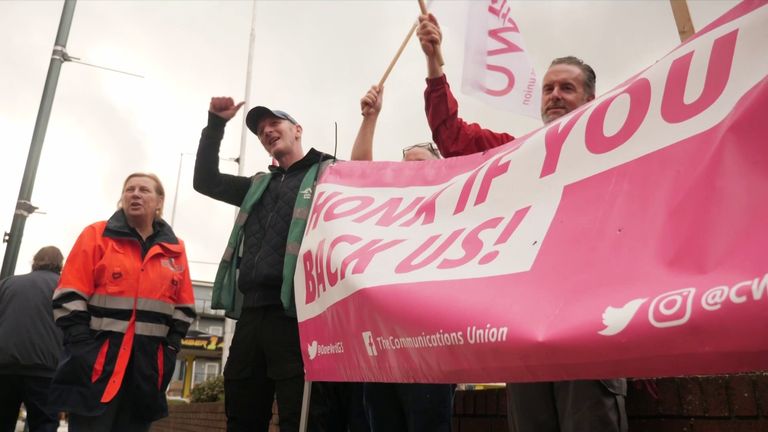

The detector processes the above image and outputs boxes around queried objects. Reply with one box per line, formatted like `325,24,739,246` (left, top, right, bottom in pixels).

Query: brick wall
453,374,768,432
152,400,281,432
627,374,768,432
151,402,226,432
152,374,768,432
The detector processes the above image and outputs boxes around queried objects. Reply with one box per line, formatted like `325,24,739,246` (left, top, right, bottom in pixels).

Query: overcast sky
0,0,739,281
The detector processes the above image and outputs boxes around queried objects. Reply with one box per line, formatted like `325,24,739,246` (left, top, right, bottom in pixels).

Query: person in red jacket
50,173,196,432
417,12,627,432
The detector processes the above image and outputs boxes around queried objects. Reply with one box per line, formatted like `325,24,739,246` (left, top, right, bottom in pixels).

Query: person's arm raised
417,13,444,79
351,85,384,161
209,97,244,121
193,96,251,207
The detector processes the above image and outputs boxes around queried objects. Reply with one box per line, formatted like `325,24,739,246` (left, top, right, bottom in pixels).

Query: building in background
167,280,225,399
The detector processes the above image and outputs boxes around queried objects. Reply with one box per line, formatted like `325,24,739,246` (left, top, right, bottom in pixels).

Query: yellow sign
181,335,223,351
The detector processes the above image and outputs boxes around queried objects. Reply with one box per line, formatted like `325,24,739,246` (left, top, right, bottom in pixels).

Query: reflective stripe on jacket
50,211,195,419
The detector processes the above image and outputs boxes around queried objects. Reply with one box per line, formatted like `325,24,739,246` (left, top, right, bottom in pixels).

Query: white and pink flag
461,0,540,119
297,1,768,383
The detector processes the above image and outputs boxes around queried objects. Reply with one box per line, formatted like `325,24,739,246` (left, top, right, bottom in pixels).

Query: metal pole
228,5,316,428
1,0,77,279
221,0,258,375
238,0,258,164
298,380,312,432
169,152,185,226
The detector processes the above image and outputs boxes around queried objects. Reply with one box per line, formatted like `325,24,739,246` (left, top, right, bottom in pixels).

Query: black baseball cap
245,106,298,136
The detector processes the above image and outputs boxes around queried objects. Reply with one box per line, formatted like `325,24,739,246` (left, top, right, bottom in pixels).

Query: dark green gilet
212,160,330,319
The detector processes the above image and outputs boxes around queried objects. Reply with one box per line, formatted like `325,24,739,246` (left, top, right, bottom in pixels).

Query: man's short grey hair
550,56,597,99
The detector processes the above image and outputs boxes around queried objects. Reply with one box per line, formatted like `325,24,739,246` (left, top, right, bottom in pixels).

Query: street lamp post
169,152,239,226
1,0,77,278
169,152,239,388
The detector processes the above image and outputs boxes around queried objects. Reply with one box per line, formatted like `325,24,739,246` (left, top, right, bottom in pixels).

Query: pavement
14,419,69,432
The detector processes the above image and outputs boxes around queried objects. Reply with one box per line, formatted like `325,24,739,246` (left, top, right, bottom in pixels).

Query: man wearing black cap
193,97,335,432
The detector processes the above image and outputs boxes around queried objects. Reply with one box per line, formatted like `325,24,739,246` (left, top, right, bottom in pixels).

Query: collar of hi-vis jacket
104,210,181,257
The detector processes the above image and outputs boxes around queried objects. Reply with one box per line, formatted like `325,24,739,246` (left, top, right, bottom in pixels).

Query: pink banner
297,1,768,383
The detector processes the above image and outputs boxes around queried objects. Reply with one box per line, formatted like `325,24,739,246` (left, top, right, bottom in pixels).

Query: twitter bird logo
598,298,648,336
307,340,318,360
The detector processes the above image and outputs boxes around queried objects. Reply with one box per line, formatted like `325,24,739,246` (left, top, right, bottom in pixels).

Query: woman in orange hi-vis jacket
50,173,196,431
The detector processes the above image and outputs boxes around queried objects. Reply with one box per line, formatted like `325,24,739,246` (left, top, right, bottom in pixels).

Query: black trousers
506,379,627,432
0,375,59,432
224,306,306,432
364,383,453,432
225,379,370,432
223,307,371,432
310,382,369,432
67,386,151,432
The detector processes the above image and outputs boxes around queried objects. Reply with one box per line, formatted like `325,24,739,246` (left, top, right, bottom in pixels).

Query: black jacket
194,112,332,307
0,270,63,376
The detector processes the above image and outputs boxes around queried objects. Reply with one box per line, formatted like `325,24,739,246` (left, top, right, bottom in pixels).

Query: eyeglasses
402,142,441,159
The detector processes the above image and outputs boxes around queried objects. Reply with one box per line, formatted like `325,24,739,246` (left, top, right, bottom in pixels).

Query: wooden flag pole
378,21,419,87
418,0,445,66
669,0,696,42
377,1,445,88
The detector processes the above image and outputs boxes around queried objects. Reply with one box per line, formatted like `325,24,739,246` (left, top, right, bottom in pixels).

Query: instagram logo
362,331,377,356
648,288,695,328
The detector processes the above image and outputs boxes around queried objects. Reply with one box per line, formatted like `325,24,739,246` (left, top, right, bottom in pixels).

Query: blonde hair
119,172,166,219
